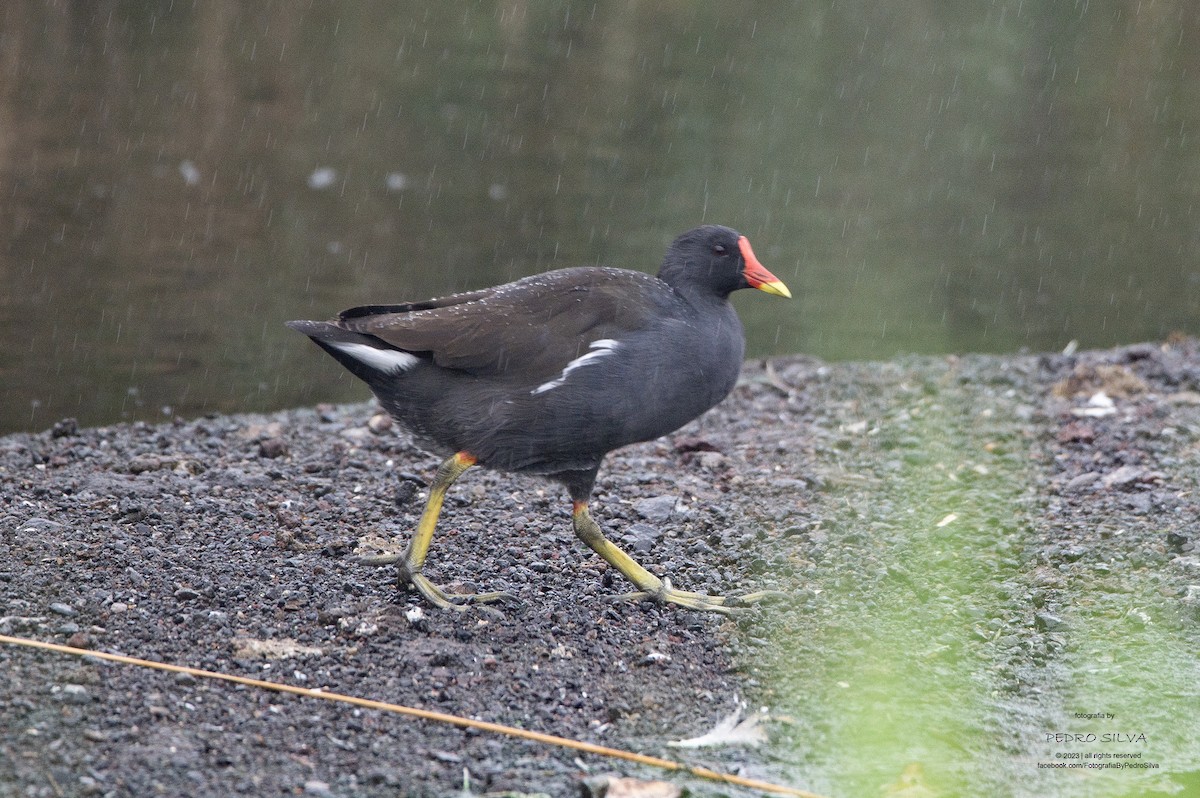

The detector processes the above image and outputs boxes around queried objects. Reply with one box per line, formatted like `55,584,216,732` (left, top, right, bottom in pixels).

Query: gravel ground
2,340,1198,797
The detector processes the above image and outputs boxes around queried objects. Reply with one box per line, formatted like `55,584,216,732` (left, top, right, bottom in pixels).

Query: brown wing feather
337,267,665,377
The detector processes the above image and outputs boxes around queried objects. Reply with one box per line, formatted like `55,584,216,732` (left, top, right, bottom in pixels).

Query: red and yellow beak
738,236,792,298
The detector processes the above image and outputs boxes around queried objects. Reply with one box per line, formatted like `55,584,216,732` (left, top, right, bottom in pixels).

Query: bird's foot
357,553,512,610
402,568,512,612
616,578,787,616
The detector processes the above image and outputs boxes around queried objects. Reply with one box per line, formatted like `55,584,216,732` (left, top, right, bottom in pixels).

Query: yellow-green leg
360,451,509,611
571,501,782,615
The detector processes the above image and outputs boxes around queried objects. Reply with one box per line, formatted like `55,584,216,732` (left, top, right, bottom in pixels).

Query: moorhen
288,224,791,614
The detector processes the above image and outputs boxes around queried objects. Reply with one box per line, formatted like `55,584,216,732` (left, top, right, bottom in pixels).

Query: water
3,2,1198,435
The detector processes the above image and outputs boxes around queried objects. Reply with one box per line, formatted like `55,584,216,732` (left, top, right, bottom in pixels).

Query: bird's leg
361,451,509,611
570,501,780,615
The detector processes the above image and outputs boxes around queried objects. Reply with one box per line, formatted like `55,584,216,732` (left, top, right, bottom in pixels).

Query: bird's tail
285,320,420,384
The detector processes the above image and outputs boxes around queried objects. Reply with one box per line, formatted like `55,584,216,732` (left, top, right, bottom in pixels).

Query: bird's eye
711,243,728,256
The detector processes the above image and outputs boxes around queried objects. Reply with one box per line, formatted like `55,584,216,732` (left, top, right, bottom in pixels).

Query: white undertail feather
531,339,620,395
329,341,419,374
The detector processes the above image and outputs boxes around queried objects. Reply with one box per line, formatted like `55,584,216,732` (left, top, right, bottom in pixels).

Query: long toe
614,581,788,615
730,589,790,606
358,551,403,566
615,587,744,616
405,572,512,612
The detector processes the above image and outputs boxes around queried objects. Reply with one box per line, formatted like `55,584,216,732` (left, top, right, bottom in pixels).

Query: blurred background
2,1,1199,434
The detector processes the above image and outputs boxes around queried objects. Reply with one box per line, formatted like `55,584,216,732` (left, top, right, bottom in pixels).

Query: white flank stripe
330,342,419,374
532,339,620,395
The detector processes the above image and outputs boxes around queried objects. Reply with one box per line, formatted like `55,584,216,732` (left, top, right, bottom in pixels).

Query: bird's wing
336,267,666,377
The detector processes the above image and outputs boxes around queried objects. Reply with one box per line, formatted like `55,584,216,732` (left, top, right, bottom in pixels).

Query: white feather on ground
666,706,768,748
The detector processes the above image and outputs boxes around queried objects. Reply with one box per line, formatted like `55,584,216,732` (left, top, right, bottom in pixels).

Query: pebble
339,427,371,442
127,454,162,474
1063,472,1100,492
20,518,64,532
50,417,78,438
1035,612,1064,631
997,634,1023,650
1102,465,1147,489
1060,546,1087,562
367,413,393,434
634,495,676,523
57,684,91,705
394,481,417,506
622,523,663,553
258,437,288,459
49,602,77,616
1124,493,1153,514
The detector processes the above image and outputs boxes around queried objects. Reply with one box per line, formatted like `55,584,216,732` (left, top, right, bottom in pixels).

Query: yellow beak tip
757,280,792,299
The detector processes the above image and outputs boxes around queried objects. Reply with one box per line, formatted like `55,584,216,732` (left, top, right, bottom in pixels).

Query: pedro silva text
1046,733,1147,743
